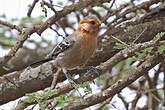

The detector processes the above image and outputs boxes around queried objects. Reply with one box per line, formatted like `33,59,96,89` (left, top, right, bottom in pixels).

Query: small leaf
26,93,36,97
38,90,56,101
128,42,136,46
135,52,146,60
39,103,46,110
131,56,138,61
144,47,154,53
153,32,165,41
84,89,92,94
24,98,35,103
158,45,165,54
55,95,73,107
114,43,126,49
74,82,90,89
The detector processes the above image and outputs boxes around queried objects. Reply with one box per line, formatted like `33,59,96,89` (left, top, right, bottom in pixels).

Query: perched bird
30,16,101,88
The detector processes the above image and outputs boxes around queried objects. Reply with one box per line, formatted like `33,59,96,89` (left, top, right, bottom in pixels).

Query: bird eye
89,21,96,25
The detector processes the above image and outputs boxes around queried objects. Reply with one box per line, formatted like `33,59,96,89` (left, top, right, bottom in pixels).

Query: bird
30,16,101,88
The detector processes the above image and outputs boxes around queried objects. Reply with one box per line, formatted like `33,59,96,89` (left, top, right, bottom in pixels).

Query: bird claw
85,66,101,76
68,78,78,85
64,73,78,85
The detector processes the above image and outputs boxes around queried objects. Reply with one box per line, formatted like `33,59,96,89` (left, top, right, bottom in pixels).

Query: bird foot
64,73,78,85
85,66,101,76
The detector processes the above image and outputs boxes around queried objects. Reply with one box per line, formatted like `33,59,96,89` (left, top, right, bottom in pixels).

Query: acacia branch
0,0,111,75
0,19,22,32
1,16,165,76
61,54,161,110
27,0,39,17
13,41,165,110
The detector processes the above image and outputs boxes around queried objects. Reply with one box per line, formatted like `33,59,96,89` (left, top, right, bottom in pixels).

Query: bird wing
30,36,75,68
47,34,76,59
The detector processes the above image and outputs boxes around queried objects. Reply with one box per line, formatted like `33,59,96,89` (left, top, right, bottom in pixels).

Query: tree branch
0,0,111,76
0,19,22,32
1,17,165,76
61,54,161,110
27,0,39,17
13,41,165,109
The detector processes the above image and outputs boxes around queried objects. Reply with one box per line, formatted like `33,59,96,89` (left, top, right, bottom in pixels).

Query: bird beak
97,20,101,25
97,20,101,28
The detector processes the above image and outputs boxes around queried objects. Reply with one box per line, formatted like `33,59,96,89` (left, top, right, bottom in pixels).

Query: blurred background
0,0,165,110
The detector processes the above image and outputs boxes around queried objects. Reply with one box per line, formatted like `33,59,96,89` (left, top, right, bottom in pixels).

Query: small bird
30,16,101,88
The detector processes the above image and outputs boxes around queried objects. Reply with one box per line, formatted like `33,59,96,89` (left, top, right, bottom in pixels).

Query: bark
1,17,165,105
1,17,165,75
14,40,165,110
61,55,161,110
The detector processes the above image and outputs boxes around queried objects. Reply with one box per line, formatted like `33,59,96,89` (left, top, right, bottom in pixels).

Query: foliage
113,42,127,49
158,45,165,54
152,32,165,41
0,15,49,49
55,94,73,107
24,90,56,103
74,81,92,97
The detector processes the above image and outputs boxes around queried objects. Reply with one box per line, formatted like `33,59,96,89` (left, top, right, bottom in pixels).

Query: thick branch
61,54,160,110
13,41,165,109
0,0,111,76
1,17,165,75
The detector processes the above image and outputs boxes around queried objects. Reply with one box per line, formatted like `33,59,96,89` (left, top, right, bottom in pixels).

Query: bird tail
30,58,53,68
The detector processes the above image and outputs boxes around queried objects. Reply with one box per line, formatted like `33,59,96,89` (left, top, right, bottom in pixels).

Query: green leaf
158,45,165,54
123,68,131,75
135,52,146,61
56,95,73,107
144,47,154,53
24,90,56,103
131,56,139,61
24,97,36,103
26,93,36,97
153,32,165,41
39,103,46,110
128,42,136,46
101,106,109,110
144,63,151,68
38,90,56,101
84,89,92,94
73,81,90,89
131,52,146,61
114,42,126,49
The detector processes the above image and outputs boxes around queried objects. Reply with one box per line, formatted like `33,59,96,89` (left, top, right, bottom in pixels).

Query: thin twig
141,88,163,94
133,27,147,43
51,68,61,89
14,41,165,109
42,0,58,15
0,19,22,32
150,92,161,103
118,94,129,110
27,0,39,17
111,35,129,47
50,26,65,39
0,25,40,68
96,97,113,110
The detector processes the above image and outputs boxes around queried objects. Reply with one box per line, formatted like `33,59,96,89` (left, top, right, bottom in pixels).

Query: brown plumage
30,16,101,87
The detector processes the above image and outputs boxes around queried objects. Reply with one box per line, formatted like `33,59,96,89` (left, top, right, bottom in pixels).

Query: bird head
77,16,101,36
